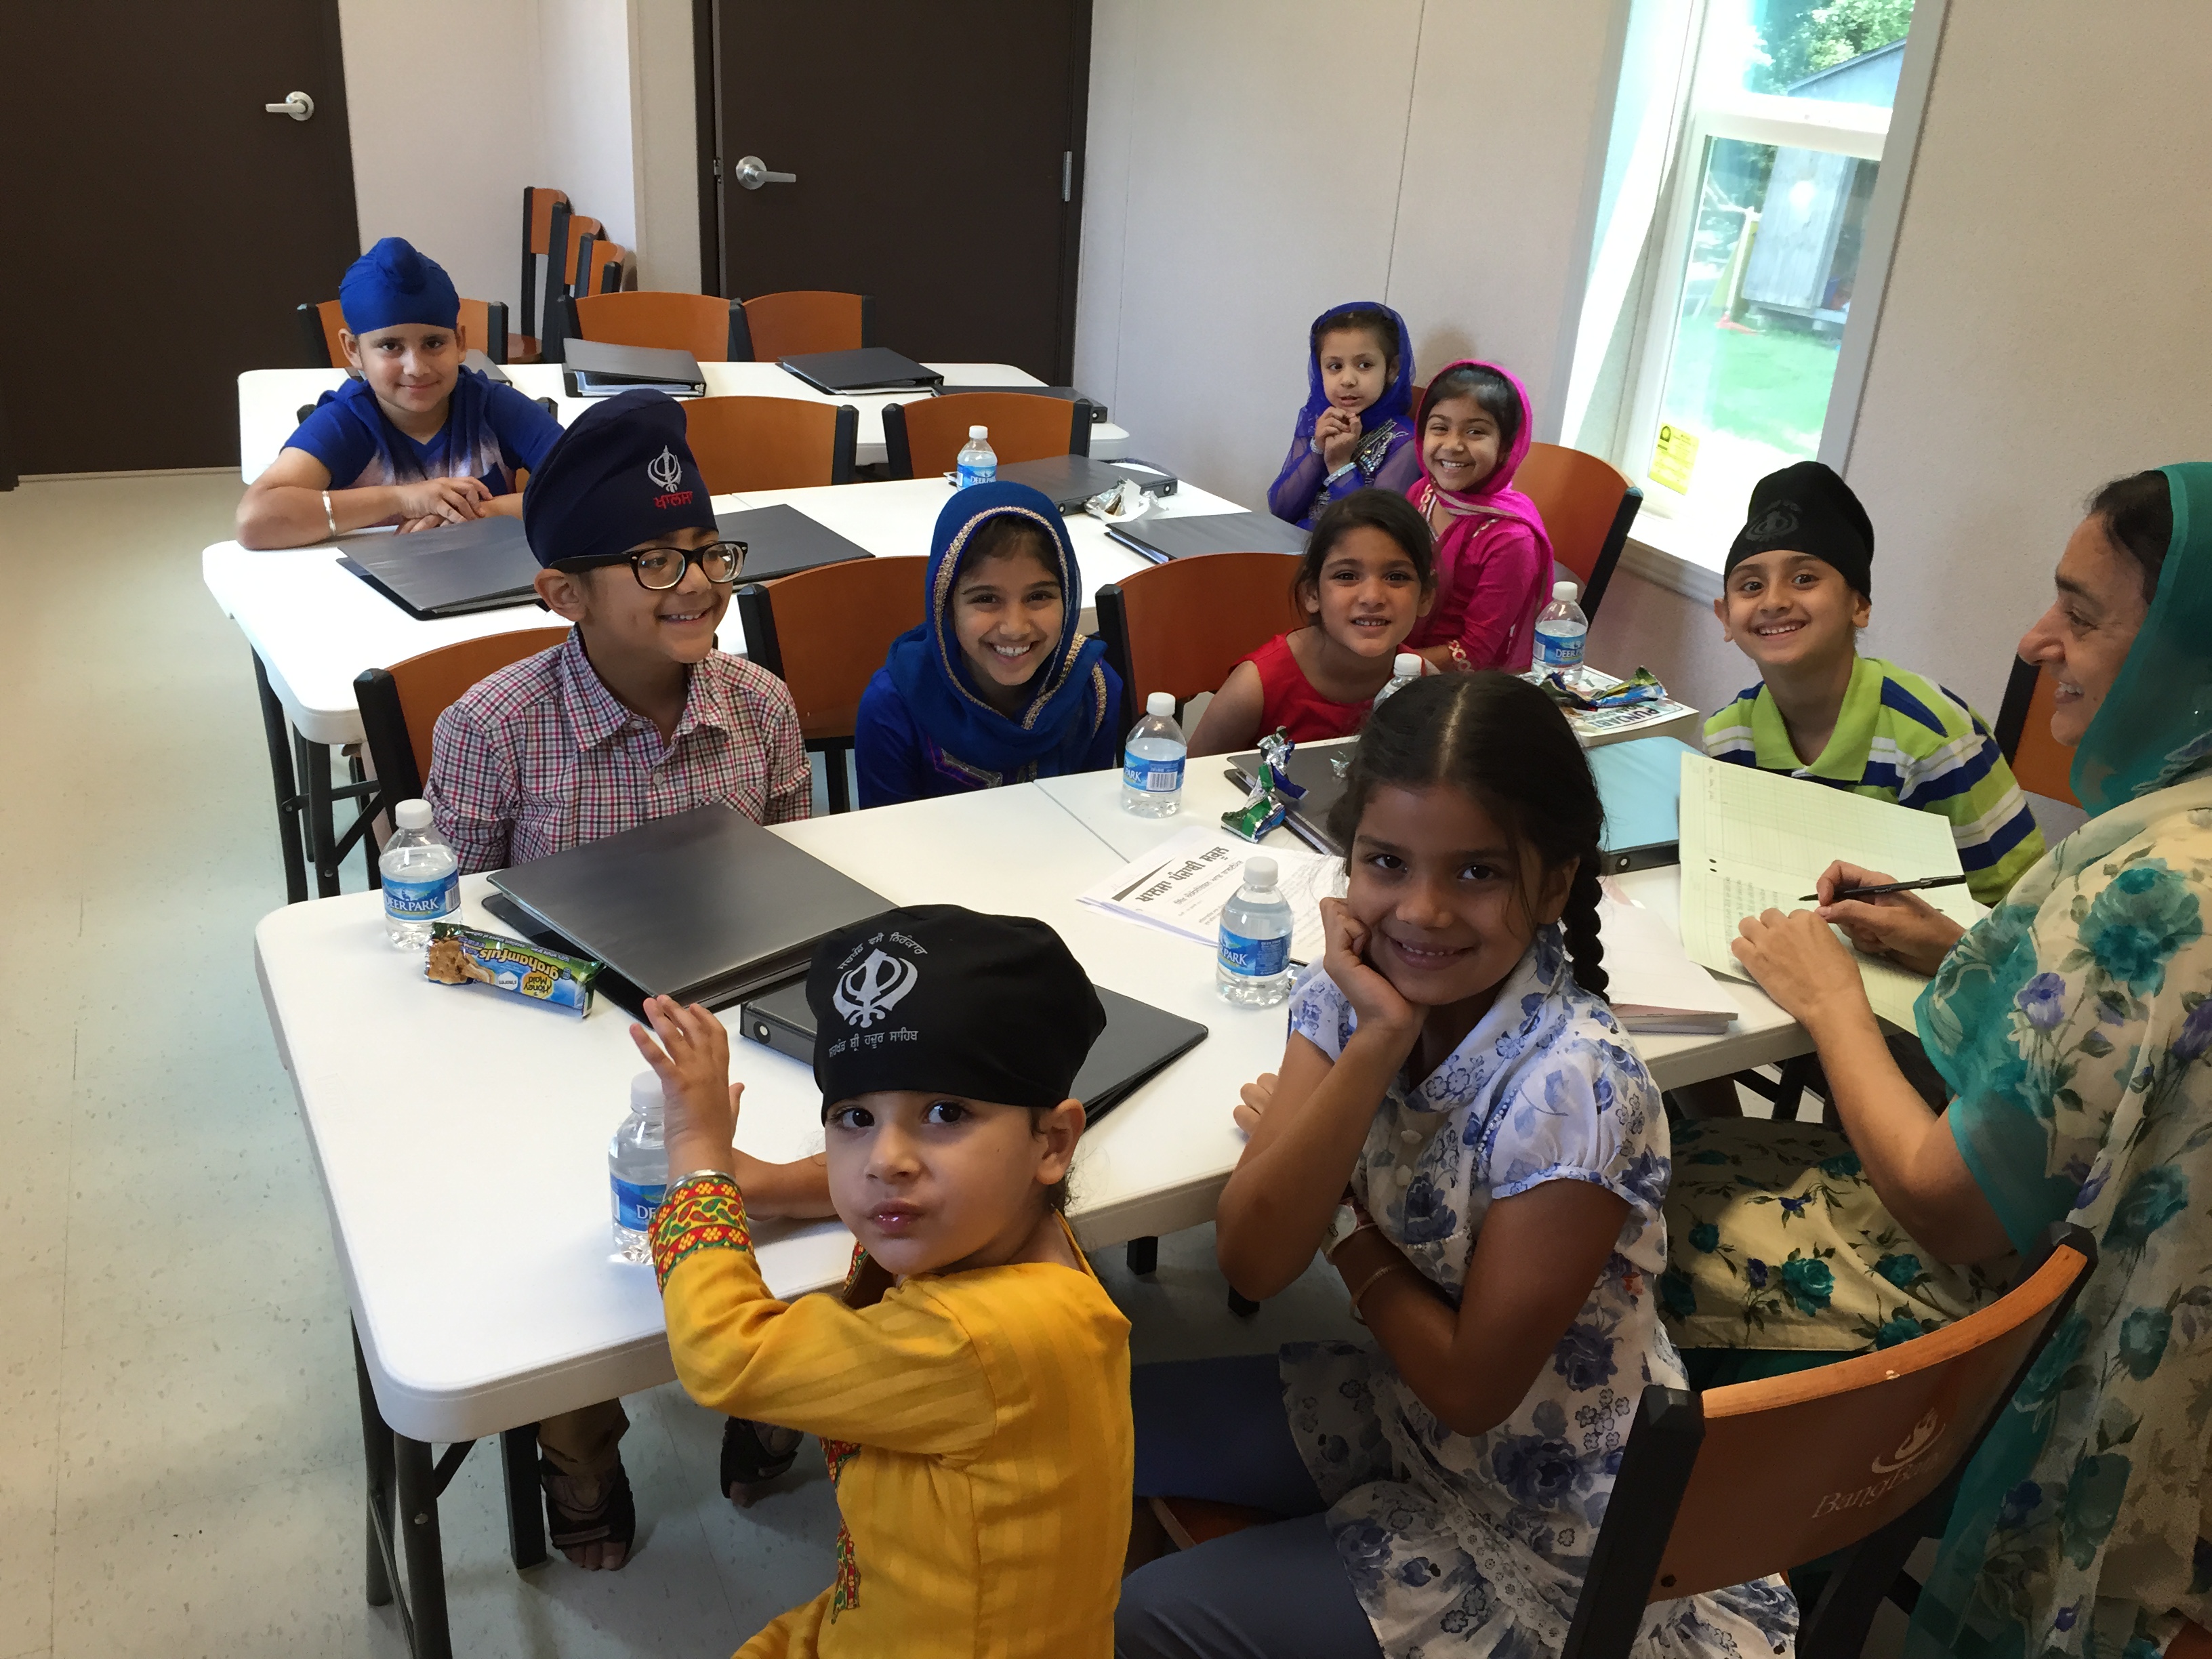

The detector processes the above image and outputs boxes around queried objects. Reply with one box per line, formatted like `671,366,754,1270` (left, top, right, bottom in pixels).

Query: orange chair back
1996,658,2080,806
524,186,569,257
573,291,732,363
741,290,867,361
1517,441,1640,606
389,628,571,786
559,214,603,290
575,236,630,298
747,558,928,741
1105,553,1305,710
684,396,847,493
897,392,1076,478
314,297,502,362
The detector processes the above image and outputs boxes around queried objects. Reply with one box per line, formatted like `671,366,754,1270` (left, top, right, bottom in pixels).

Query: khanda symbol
833,949,920,1029
647,446,683,492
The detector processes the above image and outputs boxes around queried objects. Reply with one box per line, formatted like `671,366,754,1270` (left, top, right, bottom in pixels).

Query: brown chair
1994,656,2079,806
882,392,1092,480
735,557,925,812
1515,441,1641,623
729,291,873,362
572,232,630,299
570,291,746,363
684,396,858,493
352,628,572,810
1094,552,1305,731
514,185,570,363
537,210,602,361
296,298,512,368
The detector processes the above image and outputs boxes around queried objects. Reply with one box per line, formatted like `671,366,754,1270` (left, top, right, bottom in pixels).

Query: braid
1560,855,1608,999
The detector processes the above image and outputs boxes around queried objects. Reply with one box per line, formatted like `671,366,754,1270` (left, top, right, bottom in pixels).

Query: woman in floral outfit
1661,465,2212,1658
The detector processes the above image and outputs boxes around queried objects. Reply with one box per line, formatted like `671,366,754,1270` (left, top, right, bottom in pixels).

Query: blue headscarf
1293,301,1416,445
882,483,1112,778
340,237,460,333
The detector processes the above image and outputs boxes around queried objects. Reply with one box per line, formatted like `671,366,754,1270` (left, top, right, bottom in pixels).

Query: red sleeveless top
1243,632,1374,744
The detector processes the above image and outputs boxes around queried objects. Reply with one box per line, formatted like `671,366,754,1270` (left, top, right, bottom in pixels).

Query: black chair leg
1126,1236,1158,1275
825,746,852,813
1227,1290,1261,1317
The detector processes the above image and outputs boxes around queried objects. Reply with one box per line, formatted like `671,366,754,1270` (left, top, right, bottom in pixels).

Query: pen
1797,874,1970,902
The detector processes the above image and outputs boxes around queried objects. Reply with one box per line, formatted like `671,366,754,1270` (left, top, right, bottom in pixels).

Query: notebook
1107,511,1309,563
934,385,1107,423
487,804,895,1012
777,348,942,394
713,504,875,581
335,515,540,619
562,338,708,398
985,455,1179,512
1224,733,1693,867
737,980,1209,1124
1596,886,1738,1034
462,350,511,384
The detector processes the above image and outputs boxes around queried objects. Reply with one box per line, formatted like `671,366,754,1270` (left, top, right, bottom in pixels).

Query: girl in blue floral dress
1116,674,1796,1659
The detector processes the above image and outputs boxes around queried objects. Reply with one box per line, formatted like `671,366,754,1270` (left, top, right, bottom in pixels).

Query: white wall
537,0,638,253
626,0,701,293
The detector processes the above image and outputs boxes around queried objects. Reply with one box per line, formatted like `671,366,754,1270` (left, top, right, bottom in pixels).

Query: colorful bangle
1347,1263,1407,1325
1445,639,1471,672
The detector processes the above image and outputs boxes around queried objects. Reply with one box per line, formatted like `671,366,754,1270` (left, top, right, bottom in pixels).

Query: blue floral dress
1279,927,1798,1658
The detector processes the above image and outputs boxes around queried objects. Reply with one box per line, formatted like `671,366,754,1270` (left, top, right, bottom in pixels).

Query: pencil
1798,874,1971,902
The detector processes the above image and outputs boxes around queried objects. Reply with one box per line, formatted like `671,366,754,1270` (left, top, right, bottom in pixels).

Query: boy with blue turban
236,237,562,548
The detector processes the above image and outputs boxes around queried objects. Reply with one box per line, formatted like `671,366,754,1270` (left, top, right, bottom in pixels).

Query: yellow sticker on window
1651,422,1700,494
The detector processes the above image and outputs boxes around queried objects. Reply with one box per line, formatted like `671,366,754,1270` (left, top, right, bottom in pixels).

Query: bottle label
1124,752,1185,793
1218,927,1290,978
956,459,996,489
384,870,458,920
611,1175,667,1233
1536,627,1587,668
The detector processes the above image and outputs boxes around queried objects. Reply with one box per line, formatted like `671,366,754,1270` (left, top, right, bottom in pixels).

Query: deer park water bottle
1373,652,1423,710
956,425,997,489
380,799,457,951
1216,855,1295,1006
609,1071,669,1265
1534,581,1589,672
1122,692,1186,817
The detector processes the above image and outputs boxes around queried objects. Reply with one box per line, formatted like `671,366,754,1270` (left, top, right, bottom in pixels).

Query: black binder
777,348,943,394
989,455,1179,513
562,338,708,397
714,504,875,581
1107,511,1309,564
335,516,540,619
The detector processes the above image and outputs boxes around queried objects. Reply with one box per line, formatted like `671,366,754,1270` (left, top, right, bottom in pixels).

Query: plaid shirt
426,630,811,873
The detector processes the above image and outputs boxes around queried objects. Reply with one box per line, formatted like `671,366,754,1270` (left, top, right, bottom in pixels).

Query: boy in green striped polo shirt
1707,462,2043,906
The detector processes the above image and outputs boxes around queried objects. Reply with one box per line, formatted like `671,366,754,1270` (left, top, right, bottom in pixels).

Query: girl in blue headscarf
1266,302,1420,530
854,481,1123,808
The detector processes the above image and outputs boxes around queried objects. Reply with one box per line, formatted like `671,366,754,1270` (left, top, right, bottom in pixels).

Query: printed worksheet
1077,824,1346,964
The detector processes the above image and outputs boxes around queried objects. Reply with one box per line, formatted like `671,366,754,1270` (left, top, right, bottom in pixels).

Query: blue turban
338,237,460,334
522,390,717,568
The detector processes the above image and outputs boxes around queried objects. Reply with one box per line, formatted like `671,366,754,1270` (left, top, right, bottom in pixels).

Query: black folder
562,338,708,397
487,805,895,1012
777,348,943,394
335,515,540,619
935,384,1107,423
737,979,1208,1124
1107,511,1309,564
714,504,875,581
989,455,1179,513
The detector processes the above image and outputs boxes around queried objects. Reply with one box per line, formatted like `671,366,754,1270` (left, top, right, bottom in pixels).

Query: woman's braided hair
1324,672,1608,998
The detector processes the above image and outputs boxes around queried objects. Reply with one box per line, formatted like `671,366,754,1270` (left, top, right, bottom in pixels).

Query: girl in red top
1188,490,1435,756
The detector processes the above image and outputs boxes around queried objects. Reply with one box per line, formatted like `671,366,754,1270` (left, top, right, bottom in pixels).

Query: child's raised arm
1185,661,1267,758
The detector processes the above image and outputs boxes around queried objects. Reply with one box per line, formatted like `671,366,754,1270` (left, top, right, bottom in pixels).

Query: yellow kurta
649,1176,1132,1659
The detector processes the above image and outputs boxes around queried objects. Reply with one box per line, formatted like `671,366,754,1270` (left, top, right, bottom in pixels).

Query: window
1573,0,1927,556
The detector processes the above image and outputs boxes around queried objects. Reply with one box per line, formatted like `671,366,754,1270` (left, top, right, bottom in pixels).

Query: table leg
295,729,342,898
500,1425,547,1570
253,651,308,905
395,1435,455,1659
352,1330,395,1609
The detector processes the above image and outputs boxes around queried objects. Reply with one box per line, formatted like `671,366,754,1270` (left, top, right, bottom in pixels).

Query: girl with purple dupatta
1402,360,1556,674
1267,302,1421,530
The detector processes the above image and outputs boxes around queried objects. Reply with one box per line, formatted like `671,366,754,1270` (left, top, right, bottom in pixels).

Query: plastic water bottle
1373,652,1422,710
610,1071,668,1265
956,425,997,489
1534,581,1589,671
380,799,457,951
1217,855,1295,1006
1122,691,1186,816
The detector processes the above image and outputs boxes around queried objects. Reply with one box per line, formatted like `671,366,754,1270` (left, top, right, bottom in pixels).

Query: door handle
264,91,316,121
733,155,796,190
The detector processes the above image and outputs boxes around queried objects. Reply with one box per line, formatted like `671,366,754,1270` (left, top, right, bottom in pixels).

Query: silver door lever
264,91,316,121
733,155,796,190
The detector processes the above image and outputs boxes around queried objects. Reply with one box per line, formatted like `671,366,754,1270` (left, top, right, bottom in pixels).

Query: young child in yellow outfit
634,904,1132,1658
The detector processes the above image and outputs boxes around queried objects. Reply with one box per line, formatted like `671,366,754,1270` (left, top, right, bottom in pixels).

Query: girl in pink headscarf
1402,360,1555,672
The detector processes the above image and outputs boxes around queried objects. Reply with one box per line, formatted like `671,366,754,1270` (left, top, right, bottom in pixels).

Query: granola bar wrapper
424,923,600,1017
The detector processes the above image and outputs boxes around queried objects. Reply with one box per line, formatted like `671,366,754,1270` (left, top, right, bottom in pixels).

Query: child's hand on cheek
1320,896,1420,1048
630,996,740,1179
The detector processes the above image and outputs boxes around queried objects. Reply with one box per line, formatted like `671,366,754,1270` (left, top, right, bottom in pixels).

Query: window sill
1619,509,1727,605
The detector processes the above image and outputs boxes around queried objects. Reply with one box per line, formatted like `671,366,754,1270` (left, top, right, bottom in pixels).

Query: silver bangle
321,489,338,540
669,1168,737,1191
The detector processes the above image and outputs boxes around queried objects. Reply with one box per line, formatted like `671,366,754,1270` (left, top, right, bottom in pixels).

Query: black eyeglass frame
554,539,748,591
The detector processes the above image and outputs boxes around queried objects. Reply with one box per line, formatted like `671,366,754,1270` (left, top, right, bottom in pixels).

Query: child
1708,460,2044,905
853,480,1122,808
1400,361,1555,673
1118,674,1797,1659
236,237,562,549
1187,489,1435,756
424,389,824,1568
636,904,1134,1658
1267,302,1422,531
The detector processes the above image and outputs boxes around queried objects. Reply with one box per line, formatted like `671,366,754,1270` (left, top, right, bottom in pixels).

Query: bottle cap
1553,580,1580,601
393,799,432,830
1244,855,1279,888
969,425,989,438
1393,653,1421,678
1145,691,1176,717
630,1071,664,1114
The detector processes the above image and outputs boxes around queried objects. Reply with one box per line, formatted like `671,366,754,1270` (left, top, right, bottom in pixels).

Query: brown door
0,1,360,473
705,0,1090,383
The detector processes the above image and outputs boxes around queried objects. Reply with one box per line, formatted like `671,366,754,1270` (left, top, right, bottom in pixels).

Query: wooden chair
571,232,630,300
729,291,873,362
1994,656,2079,806
1094,552,1304,731
734,558,926,813
296,298,512,368
514,186,570,363
684,396,857,493
882,392,1092,481
537,209,602,361
569,291,746,363
353,628,571,811
1516,441,1642,623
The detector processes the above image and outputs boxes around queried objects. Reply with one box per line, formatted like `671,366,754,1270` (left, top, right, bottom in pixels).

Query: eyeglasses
561,540,747,591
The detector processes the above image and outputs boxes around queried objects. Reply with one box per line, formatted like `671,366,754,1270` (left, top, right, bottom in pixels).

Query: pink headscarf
1410,358,1552,562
